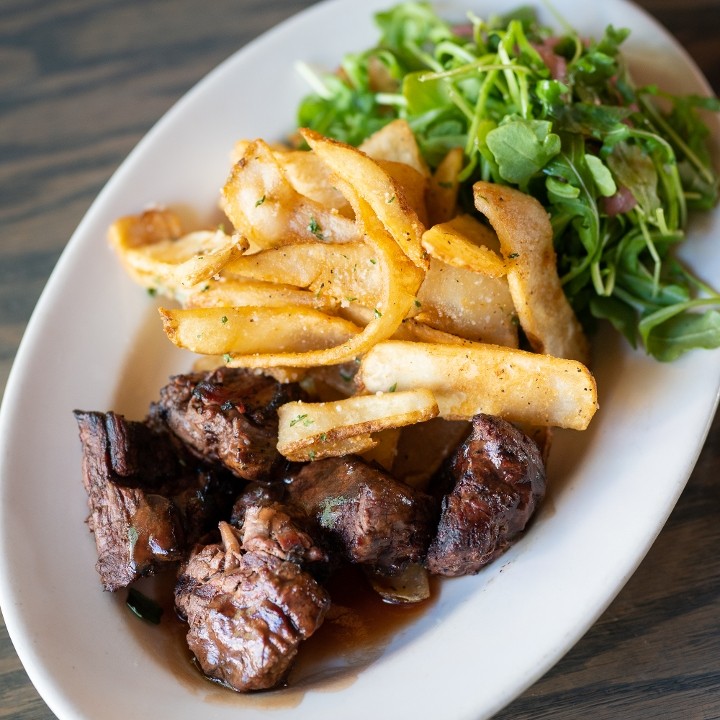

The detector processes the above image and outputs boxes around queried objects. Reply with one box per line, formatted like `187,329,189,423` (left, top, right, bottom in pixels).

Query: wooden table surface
2,1,720,718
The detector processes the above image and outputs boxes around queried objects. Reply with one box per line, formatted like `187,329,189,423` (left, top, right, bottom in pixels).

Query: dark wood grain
1,1,719,718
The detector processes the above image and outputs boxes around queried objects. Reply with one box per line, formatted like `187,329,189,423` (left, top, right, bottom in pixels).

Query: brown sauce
122,563,437,708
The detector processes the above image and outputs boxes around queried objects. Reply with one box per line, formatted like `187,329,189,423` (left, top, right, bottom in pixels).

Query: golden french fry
191,354,308,384
426,147,464,225
281,434,378,463
391,318,477,346
360,426,402,471
160,306,360,356
185,277,336,312
473,181,589,363
117,229,247,292
364,562,430,604
109,208,183,250
415,258,519,347
276,388,439,461
359,119,430,177
421,214,506,277
356,340,598,430
221,138,360,249
220,197,423,369
376,159,428,227
222,242,382,308
301,128,428,270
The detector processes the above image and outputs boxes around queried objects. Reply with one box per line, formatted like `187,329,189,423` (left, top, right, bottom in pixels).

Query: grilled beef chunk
153,367,302,482
172,466,238,547
231,484,330,567
284,455,437,573
74,410,187,591
425,414,546,577
175,522,330,692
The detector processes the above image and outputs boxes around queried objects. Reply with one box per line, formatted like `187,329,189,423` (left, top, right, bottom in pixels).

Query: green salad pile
296,1,720,361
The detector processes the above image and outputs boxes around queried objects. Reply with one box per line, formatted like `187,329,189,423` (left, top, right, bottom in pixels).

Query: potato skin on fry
357,340,598,431
473,181,589,364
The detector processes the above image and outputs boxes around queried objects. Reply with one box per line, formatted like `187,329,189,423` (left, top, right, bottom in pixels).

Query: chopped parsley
308,216,324,240
126,588,163,625
289,413,314,427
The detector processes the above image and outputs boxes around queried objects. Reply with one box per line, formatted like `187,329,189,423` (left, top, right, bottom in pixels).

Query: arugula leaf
486,117,561,186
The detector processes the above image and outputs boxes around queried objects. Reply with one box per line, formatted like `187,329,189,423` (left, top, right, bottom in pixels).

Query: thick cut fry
221,197,423,368
232,140,355,217
364,563,430,604
108,208,184,251
302,128,428,270
376,159,428,226
276,389,439,461
275,150,355,217
473,181,589,364
160,306,360,356
421,214,506,277
415,258,519,347
360,427,402,471
222,242,382,308
185,277,336,312
359,119,430,177
356,340,598,430
280,434,378,463
117,229,246,292
426,147,464,225
221,139,360,249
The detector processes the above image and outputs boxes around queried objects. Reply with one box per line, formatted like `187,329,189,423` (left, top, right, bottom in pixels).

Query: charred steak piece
231,484,330,567
425,414,546,577
284,455,437,573
74,410,187,591
171,465,238,548
153,367,302,482
175,522,330,692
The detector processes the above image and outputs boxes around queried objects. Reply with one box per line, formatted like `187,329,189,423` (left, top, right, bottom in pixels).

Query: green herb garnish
308,216,324,239
290,413,314,427
126,588,163,625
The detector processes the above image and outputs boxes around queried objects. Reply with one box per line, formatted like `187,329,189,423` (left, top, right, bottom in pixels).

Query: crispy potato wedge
364,563,430,604
416,258,519,347
376,159,429,227
185,277,336,312
426,147,464,225
302,128,428,270
221,138,360,249
160,306,360,356
360,426,402,471
359,119,430,177
115,229,246,293
281,433,378,463
191,353,308,384
277,388,439,461
421,214,506,277
222,242,382,308
357,340,598,430
273,149,355,217
218,196,423,368
473,181,589,363
109,208,183,250
232,140,354,217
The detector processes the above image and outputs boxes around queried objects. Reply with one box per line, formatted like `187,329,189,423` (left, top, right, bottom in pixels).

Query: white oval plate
1,1,719,719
